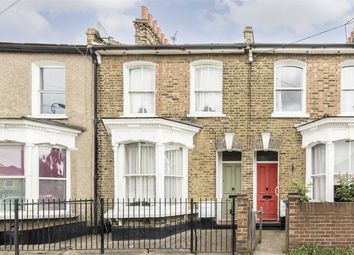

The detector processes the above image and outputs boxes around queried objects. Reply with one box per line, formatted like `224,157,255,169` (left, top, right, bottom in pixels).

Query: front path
254,230,285,255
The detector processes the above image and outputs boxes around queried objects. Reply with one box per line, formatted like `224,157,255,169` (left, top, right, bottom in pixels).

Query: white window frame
31,61,67,119
188,59,225,118
0,143,26,202
310,143,327,201
123,61,156,117
38,145,69,202
124,142,156,201
272,59,309,118
164,144,184,200
340,60,354,116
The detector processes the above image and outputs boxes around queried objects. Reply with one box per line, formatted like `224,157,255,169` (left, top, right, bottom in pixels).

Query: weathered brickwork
287,194,354,249
96,51,354,205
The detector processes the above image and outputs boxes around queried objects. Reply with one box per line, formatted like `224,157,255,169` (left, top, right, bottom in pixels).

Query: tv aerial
170,31,178,44
96,21,113,40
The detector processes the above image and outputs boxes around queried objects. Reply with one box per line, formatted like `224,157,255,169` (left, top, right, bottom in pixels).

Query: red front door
257,163,278,221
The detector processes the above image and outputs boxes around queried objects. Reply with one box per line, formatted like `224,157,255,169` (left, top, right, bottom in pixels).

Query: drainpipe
90,47,99,222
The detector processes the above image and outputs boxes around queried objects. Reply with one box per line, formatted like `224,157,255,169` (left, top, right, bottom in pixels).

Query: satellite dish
96,21,112,40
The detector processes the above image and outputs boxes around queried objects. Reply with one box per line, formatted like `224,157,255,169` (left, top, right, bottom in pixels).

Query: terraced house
0,43,94,206
91,7,354,224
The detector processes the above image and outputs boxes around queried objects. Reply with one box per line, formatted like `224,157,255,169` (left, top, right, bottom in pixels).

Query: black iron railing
0,198,238,254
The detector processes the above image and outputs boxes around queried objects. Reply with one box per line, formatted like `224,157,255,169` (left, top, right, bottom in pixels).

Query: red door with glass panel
257,163,278,221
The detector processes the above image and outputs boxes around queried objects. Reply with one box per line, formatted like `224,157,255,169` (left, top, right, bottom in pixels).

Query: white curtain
164,145,183,199
195,66,222,112
312,144,326,201
129,67,155,114
125,143,156,200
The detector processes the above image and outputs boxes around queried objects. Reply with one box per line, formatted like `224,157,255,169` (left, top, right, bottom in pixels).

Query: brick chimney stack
347,29,354,43
243,26,254,46
86,28,104,45
133,6,169,45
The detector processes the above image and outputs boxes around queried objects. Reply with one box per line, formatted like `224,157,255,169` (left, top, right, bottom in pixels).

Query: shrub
289,245,354,255
336,174,354,202
292,180,310,202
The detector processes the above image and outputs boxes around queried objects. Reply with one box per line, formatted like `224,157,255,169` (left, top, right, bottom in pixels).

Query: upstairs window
32,61,66,117
190,60,223,117
273,60,307,117
124,61,155,116
341,62,354,115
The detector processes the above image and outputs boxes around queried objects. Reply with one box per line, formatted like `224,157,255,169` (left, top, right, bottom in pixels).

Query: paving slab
253,230,285,255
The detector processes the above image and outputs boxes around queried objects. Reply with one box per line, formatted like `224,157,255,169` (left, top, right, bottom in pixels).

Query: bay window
39,147,67,201
123,61,155,116
164,145,183,200
334,140,354,182
341,63,354,115
189,60,224,117
273,60,307,117
0,145,25,203
311,144,326,201
103,117,200,206
125,143,156,200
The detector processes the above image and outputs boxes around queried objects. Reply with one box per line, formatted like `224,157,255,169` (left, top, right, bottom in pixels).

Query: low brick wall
236,194,250,253
287,193,354,250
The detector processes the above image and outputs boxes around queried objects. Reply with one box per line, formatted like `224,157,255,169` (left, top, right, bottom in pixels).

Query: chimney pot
148,14,153,27
164,38,168,44
161,33,165,43
157,27,161,37
141,6,148,19
152,20,157,33
244,26,254,45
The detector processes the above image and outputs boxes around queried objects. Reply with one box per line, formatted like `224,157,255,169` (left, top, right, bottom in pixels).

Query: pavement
253,230,286,255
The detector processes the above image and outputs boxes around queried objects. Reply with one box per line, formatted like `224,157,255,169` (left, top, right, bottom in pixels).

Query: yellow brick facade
96,52,354,204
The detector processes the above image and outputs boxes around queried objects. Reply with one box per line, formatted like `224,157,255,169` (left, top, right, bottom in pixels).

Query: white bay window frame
123,61,156,117
299,117,354,202
103,118,200,206
272,60,309,118
188,60,225,118
340,60,354,116
0,118,80,217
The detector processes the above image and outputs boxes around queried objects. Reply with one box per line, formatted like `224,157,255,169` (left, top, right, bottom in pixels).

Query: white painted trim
273,60,308,118
325,142,334,202
27,114,68,120
31,61,66,117
0,119,80,149
102,118,200,149
123,61,156,117
296,117,354,148
271,112,310,118
189,60,224,117
340,61,354,115
305,145,313,200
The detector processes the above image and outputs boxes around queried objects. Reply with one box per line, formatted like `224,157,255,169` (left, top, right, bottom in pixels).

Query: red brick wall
287,194,354,249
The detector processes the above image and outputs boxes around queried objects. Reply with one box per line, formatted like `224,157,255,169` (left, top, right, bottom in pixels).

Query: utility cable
0,0,21,16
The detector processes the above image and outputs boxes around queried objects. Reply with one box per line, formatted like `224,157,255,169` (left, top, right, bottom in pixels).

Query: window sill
27,114,68,120
338,113,354,117
122,114,156,118
187,113,226,118
271,112,309,118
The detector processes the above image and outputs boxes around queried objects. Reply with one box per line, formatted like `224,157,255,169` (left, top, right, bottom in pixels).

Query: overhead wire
254,18,354,57
0,0,21,16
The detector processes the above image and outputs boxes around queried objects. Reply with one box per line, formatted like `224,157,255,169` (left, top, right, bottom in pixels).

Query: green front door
222,163,241,220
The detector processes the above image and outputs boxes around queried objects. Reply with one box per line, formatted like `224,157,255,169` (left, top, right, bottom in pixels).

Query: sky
1,0,354,45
